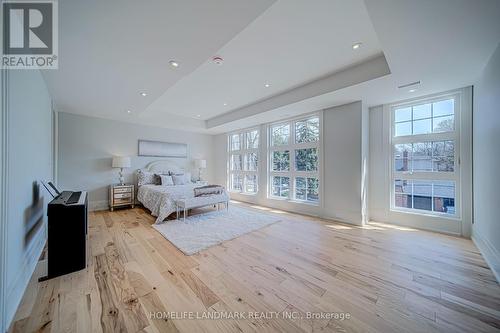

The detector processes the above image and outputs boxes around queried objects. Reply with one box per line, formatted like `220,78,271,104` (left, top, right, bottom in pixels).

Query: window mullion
395,172,456,180
393,132,455,144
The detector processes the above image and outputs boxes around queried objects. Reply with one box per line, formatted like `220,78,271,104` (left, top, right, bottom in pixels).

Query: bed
136,161,229,224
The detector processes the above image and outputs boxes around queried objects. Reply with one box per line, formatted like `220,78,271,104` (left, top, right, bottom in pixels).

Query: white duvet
137,184,229,224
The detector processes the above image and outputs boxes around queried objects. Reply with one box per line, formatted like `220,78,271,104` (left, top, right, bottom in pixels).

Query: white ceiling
142,0,382,120
208,0,500,133
43,0,276,128
44,0,500,134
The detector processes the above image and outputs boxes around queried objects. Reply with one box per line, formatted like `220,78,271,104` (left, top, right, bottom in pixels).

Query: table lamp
194,159,207,181
112,156,131,185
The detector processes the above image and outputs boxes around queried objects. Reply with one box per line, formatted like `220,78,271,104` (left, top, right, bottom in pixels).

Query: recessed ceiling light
169,60,179,68
196,114,201,118
264,83,271,88
140,92,147,97
223,103,228,106
352,42,362,50
408,89,417,93
126,110,132,114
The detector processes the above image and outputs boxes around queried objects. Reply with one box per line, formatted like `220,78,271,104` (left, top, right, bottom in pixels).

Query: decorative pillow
153,173,168,185
172,174,187,185
137,171,156,186
159,175,174,186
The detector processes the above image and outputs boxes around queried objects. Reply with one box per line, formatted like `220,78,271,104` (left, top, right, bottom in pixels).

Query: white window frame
227,127,259,195
268,114,321,205
390,92,461,219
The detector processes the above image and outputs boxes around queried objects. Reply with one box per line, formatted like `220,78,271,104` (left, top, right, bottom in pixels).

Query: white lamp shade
195,159,207,169
112,156,131,168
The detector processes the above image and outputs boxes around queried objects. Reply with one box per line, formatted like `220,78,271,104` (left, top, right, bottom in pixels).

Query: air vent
398,81,421,89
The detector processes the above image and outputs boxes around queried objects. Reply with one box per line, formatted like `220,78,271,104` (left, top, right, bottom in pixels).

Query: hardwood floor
9,202,500,332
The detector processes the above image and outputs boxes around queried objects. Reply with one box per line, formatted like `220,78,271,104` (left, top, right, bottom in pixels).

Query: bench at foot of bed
175,194,229,221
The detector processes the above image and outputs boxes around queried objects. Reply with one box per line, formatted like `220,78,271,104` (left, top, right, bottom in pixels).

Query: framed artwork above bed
138,140,187,158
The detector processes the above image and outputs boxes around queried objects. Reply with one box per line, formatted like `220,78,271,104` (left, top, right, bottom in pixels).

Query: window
394,140,455,172
391,95,459,216
295,148,318,171
269,115,320,204
230,134,241,151
295,177,319,202
295,117,319,143
271,124,290,146
246,130,259,149
394,179,456,214
228,129,259,194
394,99,455,137
271,176,290,198
271,151,290,171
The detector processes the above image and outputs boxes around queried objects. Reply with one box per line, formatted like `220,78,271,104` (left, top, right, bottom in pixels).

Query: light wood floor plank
9,203,500,333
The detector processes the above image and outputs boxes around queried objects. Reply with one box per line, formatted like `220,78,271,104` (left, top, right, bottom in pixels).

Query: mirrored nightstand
109,184,134,211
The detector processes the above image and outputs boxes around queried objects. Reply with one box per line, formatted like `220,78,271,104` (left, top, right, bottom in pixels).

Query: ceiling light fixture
169,60,179,68
196,114,201,118
408,89,417,93
223,103,228,106
140,92,147,97
264,83,271,88
126,110,132,114
352,42,362,50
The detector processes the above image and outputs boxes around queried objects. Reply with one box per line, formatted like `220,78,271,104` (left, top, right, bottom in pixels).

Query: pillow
171,172,192,185
172,174,187,185
159,175,174,186
154,173,169,185
137,171,156,186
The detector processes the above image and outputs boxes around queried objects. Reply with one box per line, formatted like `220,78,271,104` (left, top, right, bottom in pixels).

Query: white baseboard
472,231,500,284
322,213,363,226
89,200,108,211
5,227,46,331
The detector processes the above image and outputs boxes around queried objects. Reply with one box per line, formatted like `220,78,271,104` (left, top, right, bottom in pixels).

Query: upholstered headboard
141,160,185,175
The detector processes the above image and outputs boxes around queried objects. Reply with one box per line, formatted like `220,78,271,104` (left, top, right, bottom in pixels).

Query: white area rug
152,205,281,255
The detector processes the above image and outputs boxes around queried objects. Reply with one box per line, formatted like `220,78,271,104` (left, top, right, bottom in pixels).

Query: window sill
267,196,320,207
228,190,258,196
390,207,460,221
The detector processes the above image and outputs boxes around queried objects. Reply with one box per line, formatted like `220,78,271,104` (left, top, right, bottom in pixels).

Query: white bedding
137,183,229,224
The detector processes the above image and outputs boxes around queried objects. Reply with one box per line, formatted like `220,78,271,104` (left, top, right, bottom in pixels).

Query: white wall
472,42,500,281
369,87,473,236
0,69,53,332
57,112,215,210
368,104,387,222
215,101,369,225
322,102,367,224
214,133,228,186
